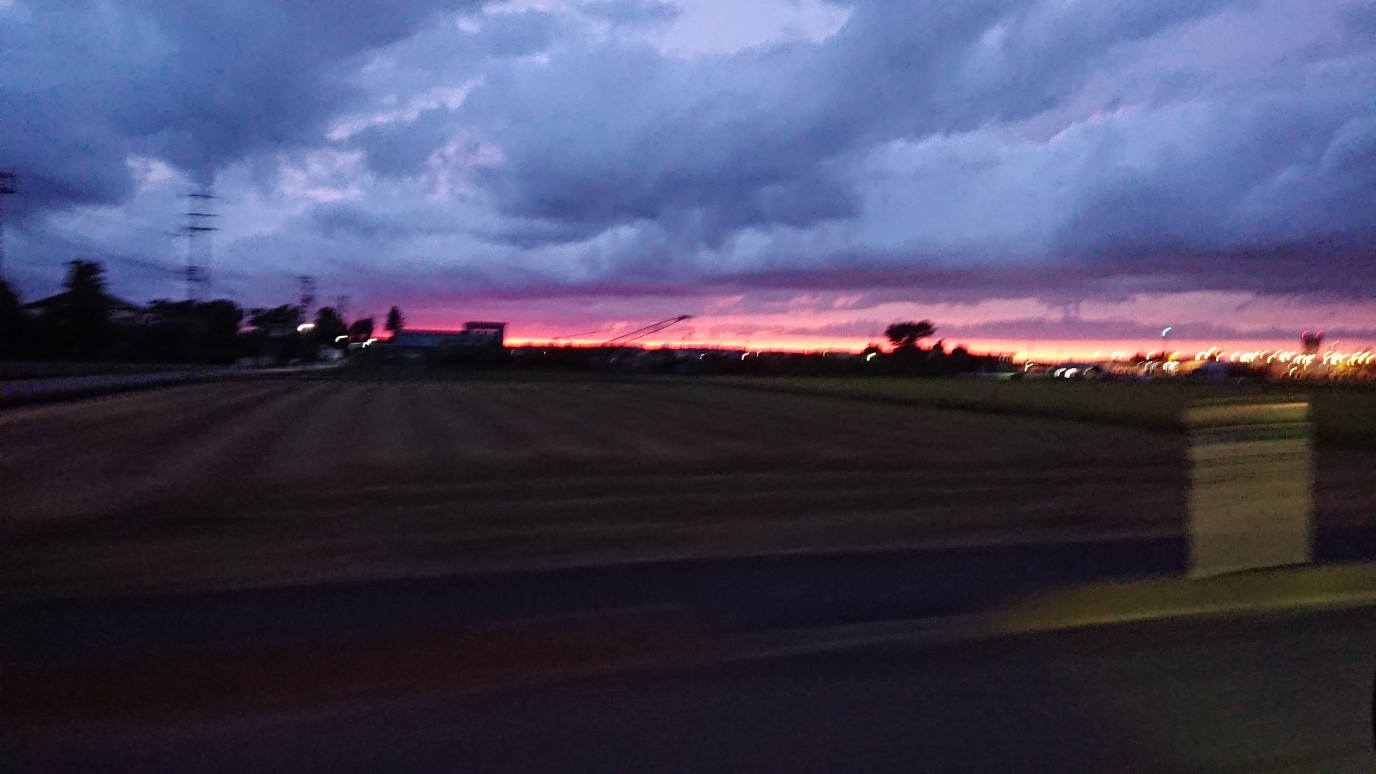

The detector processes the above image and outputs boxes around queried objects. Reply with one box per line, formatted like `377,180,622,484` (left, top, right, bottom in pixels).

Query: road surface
5,606,1373,773
4,539,1375,772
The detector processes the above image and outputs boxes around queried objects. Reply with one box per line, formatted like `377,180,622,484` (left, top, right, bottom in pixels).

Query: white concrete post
1185,400,1313,578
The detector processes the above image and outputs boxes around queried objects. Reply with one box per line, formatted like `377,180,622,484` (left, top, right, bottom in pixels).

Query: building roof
391,322,507,349
21,291,144,315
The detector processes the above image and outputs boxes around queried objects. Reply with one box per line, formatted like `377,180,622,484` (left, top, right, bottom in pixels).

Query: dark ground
4,378,1374,771
5,604,1374,773
4,377,1372,600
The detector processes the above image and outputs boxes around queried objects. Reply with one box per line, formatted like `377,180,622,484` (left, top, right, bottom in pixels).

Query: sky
2,0,1374,358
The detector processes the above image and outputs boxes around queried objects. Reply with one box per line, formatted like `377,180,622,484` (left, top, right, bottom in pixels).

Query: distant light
335,335,348,342
1162,327,1172,337
297,323,315,333
866,352,877,362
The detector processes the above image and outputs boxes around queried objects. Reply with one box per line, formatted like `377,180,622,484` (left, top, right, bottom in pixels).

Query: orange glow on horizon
503,334,1318,362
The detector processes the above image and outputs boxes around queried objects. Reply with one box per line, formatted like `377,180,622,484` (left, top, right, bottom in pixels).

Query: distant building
1300,330,1324,356
387,322,507,365
20,291,145,324
391,321,506,350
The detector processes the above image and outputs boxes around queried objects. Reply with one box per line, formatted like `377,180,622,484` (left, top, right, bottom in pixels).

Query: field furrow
1,375,1363,601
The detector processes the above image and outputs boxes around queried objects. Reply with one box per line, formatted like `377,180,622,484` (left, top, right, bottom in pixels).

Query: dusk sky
3,0,1374,357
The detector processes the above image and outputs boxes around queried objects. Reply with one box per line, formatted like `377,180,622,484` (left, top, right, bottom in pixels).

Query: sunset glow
4,1,1373,357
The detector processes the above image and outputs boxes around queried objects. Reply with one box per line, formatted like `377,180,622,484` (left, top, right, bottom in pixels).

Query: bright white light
297,323,315,333
866,352,877,362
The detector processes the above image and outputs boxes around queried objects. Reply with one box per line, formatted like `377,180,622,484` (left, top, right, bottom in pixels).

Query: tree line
0,260,407,366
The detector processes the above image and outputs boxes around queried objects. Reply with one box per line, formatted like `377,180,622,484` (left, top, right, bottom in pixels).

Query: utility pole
0,172,15,281
183,190,218,301
297,275,317,318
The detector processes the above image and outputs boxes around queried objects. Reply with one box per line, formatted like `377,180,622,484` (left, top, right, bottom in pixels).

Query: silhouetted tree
142,299,242,363
243,305,306,365
313,306,348,346
949,345,973,373
385,306,405,335
348,317,375,341
0,278,27,359
249,305,304,329
53,260,113,358
884,320,935,350
196,300,244,362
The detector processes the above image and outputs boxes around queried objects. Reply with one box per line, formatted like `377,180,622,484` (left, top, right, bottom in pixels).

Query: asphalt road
4,536,1376,773
8,529,1374,664
6,607,1374,773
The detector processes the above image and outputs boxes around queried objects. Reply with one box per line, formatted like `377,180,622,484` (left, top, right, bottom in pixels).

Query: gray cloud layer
3,0,1373,314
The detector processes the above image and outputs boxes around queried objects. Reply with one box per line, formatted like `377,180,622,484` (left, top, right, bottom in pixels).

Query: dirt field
2,377,1369,600
716,376,1376,448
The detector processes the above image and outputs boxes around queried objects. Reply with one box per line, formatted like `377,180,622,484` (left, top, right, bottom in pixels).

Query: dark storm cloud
1054,84,1374,254
816,1,1233,136
461,40,856,246
355,107,461,179
308,203,398,239
453,0,1242,250
7,0,1375,313
314,230,1373,312
0,0,475,218
475,10,565,58
580,0,681,27
713,232,1376,303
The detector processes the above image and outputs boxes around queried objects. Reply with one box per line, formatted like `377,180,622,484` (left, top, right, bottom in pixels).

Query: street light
1161,327,1172,360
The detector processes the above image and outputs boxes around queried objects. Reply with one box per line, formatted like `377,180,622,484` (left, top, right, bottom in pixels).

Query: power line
551,325,619,341
182,189,219,301
297,275,316,315
603,315,694,347
0,172,15,281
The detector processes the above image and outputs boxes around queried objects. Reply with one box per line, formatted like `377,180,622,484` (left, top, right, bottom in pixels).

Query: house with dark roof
20,291,146,324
